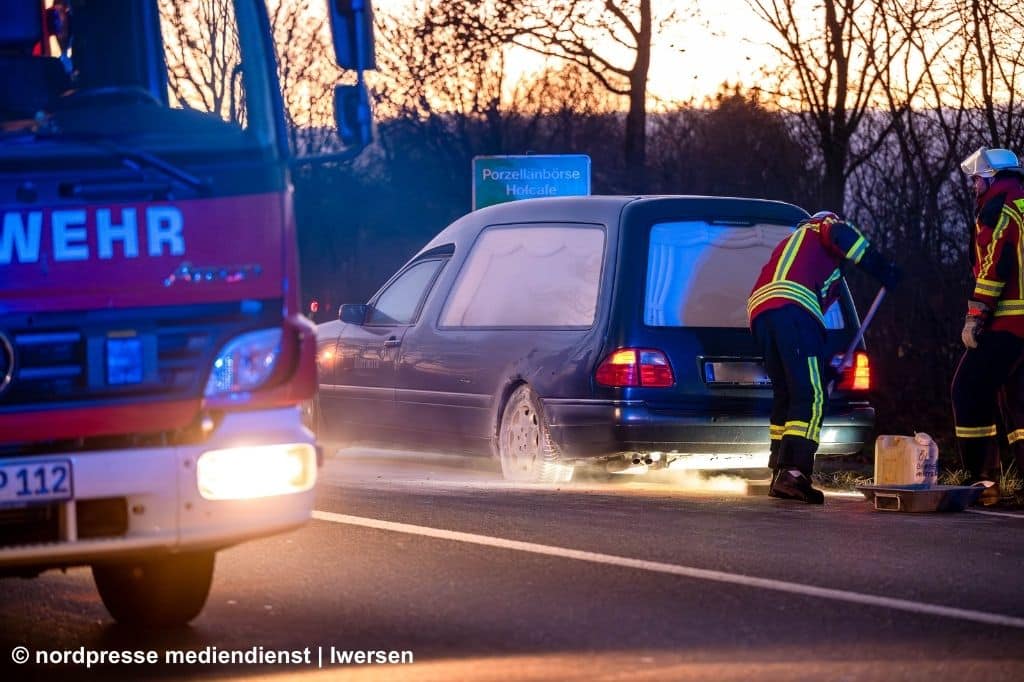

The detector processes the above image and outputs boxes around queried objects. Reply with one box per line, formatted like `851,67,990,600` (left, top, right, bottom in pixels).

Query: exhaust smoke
657,469,749,495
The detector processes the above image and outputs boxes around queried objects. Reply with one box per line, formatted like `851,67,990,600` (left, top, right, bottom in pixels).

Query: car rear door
632,219,787,415
608,201,864,427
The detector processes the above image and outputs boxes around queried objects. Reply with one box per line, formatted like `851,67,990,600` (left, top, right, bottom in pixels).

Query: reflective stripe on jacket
747,217,869,327
971,177,1024,337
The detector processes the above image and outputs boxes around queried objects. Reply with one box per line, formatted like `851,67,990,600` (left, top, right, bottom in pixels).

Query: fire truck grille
0,503,61,548
0,299,281,409
0,498,128,549
76,497,129,540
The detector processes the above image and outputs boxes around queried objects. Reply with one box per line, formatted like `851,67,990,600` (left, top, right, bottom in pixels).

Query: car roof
414,195,808,259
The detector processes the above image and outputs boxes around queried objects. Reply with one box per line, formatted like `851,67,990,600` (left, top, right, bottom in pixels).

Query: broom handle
837,286,887,372
826,287,887,397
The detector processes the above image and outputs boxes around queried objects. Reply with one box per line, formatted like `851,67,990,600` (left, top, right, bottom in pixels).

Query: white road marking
966,508,1024,519
313,510,1024,630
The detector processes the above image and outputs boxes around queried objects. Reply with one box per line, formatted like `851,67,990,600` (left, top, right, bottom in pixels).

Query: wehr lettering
0,206,186,264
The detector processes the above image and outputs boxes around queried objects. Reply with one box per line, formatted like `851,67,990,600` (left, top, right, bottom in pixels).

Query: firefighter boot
765,439,783,497
768,468,785,498
972,480,1001,507
768,438,787,498
958,436,1002,506
768,438,781,470
770,469,825,504
770,437,824,504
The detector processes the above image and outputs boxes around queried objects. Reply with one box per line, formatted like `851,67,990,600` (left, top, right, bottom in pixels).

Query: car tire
498,385,573,483
92,551,215,627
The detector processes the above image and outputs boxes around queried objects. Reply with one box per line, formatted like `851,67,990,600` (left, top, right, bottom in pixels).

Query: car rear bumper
0,407,316,573
543,398,875,461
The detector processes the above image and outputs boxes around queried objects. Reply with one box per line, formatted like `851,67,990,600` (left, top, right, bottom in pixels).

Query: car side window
367,259,445,326
440,225,605,328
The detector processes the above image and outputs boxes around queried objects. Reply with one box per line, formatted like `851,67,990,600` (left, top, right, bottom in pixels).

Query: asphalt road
2,448,1024,681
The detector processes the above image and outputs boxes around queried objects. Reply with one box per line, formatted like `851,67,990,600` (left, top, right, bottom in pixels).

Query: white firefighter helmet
960,147,1024,178
798,210,841,228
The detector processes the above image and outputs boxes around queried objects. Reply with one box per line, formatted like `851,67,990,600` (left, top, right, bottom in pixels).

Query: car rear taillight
595,348,674,388
834,351,870,391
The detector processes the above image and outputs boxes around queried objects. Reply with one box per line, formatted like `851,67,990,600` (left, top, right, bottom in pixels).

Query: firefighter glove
859,248,901,291
962,301,990,349
880,261,902,290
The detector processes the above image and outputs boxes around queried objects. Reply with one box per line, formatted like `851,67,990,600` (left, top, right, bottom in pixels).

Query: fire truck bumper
0,407,316,572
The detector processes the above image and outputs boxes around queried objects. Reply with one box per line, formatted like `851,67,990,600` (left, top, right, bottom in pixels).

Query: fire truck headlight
204,328,282,396
197,443,316,500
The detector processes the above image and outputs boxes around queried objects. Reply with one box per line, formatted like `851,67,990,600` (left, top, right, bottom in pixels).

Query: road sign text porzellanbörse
472,155,591,210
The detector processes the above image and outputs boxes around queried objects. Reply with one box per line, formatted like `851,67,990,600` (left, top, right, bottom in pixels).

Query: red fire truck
0,0,372,625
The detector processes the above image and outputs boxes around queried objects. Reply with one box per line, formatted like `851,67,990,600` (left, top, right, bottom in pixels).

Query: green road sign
472,154,591,210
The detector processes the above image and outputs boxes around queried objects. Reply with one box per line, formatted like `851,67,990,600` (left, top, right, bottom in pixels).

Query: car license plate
704,361,772,386
0,459,74,507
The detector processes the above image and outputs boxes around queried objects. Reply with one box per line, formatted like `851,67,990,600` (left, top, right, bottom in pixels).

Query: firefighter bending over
952,147,1024,506
747,212,900,503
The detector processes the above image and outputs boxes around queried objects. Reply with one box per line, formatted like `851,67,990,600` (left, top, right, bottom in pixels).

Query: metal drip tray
856,484,983,512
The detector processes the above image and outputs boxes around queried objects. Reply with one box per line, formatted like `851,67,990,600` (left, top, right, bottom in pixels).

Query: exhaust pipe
607,458,649,475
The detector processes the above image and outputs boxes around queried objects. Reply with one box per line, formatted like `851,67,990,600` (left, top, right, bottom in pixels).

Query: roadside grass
813,469,872,491
939,468,971,486
997,468,1023,507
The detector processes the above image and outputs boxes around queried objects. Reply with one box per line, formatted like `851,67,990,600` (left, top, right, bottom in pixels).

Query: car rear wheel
498,385,573,483
92,551,215,627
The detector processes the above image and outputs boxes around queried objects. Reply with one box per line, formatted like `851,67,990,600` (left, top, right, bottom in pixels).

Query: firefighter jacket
969,175,1024,336
747,216,881,327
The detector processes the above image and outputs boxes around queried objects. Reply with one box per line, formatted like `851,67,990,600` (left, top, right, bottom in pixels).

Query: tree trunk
623,0,652,192
821,146,847,212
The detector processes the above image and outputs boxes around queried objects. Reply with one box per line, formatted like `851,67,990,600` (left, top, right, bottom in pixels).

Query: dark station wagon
311,196,875,482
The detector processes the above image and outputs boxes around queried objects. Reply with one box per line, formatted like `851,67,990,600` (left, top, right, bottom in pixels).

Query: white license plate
704,361,772,386
0,459,74,506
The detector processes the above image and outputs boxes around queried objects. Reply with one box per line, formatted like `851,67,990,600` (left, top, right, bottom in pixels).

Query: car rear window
644,221,846,329
440,225,605,328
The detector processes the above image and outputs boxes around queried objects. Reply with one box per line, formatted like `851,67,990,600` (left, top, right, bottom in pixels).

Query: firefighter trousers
999,365,1024,478
951,330,1024,482
752,305,826,477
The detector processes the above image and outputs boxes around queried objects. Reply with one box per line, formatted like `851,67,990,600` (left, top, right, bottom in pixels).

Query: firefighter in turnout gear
952,147,1024,506
748,211,900,503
